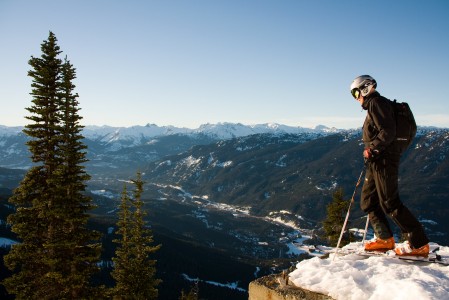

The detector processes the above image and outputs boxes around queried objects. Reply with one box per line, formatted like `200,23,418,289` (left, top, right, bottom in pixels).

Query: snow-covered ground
182,273,247,292
289,242,449,300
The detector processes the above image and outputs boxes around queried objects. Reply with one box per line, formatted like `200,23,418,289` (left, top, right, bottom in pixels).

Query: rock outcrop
248,273,333,300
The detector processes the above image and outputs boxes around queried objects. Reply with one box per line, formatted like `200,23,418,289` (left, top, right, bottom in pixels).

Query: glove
363,148,380,161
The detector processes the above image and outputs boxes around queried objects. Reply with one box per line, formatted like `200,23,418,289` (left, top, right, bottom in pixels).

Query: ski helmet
350,75,377,99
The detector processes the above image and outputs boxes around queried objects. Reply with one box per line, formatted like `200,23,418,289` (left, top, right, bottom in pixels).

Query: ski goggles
351,88,361,99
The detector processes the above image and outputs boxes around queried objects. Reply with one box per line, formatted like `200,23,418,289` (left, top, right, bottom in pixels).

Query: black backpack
391,99,417,153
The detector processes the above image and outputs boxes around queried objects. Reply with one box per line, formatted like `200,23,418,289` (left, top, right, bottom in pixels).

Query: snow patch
182,273,246,292
91,189,116,199
0,237,18,248
182,155,201,168
213,160,233,168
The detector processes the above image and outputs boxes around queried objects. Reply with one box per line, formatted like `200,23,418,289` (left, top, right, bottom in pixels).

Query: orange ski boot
394,242,430,257
364,237,395,252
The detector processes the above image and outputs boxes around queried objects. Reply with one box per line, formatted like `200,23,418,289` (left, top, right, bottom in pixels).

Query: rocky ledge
248,273,333,300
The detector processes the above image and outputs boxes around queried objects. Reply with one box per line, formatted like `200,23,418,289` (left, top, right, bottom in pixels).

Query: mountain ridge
1,122,340,142
2,122,445,144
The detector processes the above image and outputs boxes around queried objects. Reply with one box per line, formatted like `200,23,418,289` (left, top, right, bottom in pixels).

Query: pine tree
3,32,101,299
179,281,199,300
44,56,101,298
112,172,161,300
179,289,199,300
322,188,353,247
111,184,132,297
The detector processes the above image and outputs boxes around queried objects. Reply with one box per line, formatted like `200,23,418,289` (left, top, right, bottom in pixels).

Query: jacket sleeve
368,98,396,151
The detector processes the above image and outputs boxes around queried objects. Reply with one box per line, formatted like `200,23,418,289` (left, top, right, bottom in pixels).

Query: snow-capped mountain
191,122,339,139
1,123,338,146
81,124,192,147
81,122,338,144
0,122,338,170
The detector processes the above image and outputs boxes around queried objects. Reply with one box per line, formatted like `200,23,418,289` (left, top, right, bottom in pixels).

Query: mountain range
0,122,336,179
1,123,448,238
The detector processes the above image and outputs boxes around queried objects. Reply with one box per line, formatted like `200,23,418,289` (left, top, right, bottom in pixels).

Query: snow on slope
289,242,449,300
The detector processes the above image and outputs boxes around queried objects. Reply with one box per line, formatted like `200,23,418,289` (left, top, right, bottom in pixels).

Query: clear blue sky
1,0,448,129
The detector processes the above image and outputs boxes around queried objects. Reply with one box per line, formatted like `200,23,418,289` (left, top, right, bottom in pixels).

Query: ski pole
362,215,369,245
333,164,366,261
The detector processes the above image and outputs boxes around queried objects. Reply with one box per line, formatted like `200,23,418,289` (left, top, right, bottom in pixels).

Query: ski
313,243,449,266
353,250,449,266
334,245,449,266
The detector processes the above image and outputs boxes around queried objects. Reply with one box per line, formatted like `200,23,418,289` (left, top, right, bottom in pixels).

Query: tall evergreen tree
112,172,161,300
111,184,133,297
3,32,101,299
322,188,353,247
179,281,199,300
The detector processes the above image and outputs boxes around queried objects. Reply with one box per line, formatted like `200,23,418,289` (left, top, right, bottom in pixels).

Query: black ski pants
360,154,429,249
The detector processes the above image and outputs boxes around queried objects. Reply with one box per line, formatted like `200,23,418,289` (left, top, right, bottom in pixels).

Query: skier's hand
363,148,379,161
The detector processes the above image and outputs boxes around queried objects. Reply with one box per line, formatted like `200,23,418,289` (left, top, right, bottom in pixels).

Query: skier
350,75,429,257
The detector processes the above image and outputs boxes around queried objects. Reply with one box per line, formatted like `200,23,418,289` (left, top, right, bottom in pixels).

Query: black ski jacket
362,91,399,154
